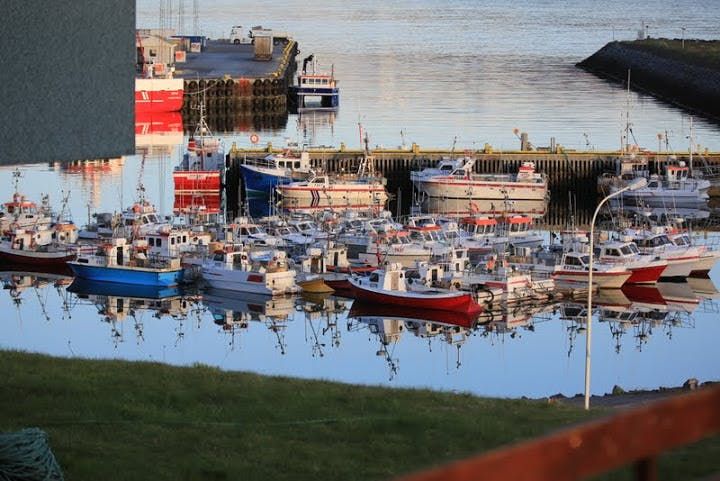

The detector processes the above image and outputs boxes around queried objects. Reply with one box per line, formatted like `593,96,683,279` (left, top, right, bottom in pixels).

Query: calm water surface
1,1,719,397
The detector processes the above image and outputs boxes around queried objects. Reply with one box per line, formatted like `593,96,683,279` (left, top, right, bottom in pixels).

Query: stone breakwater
577,40,720,120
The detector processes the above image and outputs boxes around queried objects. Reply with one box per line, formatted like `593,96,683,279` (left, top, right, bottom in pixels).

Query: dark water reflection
2,266,718,398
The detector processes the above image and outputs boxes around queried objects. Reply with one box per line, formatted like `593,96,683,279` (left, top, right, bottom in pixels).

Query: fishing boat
68,237,184,287
596,239,668,284
0,225,78,266
624,227,700,278
0,172,53,232
276,155,388,214
600,156,710,209
411,158,548,203
288,54,340,110
551,251,631,289
348,262,482,314
173,108,225,218
240,150,312,196
0,187,79,266
201,246,299,296
665,230,720,277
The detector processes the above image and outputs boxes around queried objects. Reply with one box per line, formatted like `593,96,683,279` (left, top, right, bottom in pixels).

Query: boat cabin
597,241,641,263
145,227,212,258
503,216,534,236
665,162,690,183
615,155,650,180
460,217,498,236
297,74,336,90
363,263,407,292
0,193,52,230
559,252,592,271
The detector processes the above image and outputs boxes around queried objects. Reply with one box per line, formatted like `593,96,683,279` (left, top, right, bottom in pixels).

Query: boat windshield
620,245,633,255
628,243,640,254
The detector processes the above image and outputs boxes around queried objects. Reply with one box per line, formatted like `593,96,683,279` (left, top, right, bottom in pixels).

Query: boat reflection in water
298,293,350,357
417,198,547,218
203,289,295,353
1,265,74,317
67,277,195,346
597,284,700,353
348,300,482,377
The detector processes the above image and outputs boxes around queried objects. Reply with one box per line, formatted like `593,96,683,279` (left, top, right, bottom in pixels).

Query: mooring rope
0,428,63,481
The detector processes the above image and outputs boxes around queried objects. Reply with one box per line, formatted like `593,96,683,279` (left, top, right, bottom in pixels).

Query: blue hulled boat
68,238,184,287
240,151,312,197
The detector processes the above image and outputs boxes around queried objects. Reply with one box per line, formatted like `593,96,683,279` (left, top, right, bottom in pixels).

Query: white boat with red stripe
348,262,483,315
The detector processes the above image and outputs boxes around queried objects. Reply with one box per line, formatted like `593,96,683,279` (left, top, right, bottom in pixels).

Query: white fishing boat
201,246,299,295
624,227,700,278
0,171,53,232
277,156,388,214
595,238,668,284
600,156,710,209
411,158,548,203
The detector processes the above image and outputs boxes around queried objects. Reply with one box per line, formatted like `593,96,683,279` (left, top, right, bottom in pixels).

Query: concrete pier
176,40,298,120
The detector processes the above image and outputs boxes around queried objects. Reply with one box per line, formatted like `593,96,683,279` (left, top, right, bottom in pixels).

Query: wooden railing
394,385,720,481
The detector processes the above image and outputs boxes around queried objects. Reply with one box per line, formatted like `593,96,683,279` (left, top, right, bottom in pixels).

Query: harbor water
1,0,719,398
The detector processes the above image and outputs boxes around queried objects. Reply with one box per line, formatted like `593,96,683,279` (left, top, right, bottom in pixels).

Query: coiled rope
0,428,63,481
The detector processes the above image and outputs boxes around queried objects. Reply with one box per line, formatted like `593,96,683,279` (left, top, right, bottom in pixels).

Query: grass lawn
620,39,720,71
2,351,718,480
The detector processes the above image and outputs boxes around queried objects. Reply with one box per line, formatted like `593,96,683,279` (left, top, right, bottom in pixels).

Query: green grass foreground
2,351,718,481
621,38,720,71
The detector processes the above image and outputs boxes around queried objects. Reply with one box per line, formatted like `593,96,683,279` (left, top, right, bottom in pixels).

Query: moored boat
411,158,548,203
68,238,184,287
241,151,312,196
201,246,299,296
348,262,482,314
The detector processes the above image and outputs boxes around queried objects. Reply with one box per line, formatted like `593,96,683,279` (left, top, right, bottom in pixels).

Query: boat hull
659,258,696,278
135,78,184,113
202,266,297,296
0,247,76,266
626,263,667,284
348,277,481,314
689,252,720,277
241,164,294,196
552,270,631,289
278,184,388,213
414,178,548,202
68,262,184,287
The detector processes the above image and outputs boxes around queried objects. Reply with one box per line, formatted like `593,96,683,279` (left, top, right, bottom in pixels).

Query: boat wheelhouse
289,55,339,110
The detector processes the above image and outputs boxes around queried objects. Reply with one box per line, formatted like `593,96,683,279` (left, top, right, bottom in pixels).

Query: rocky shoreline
577,39,720,121
546,378,716,409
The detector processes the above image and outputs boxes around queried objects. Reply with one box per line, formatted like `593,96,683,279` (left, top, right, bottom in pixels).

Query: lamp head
628,177,648,191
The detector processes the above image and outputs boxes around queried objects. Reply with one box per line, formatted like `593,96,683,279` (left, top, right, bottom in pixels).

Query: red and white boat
348,262,482,314
277,156,388,214
411,158,548,203
666,231,720,277
0,224,78,266
135,77,184,113
0,177,53,232
551,251,631,289
625,227,700,278
173,111,225,220
596,239,667,284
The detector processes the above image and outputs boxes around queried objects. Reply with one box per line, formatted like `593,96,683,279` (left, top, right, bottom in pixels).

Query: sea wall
577,40,720,120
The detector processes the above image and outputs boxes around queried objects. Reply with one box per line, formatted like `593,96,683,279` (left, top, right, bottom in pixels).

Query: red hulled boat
348,263,482,315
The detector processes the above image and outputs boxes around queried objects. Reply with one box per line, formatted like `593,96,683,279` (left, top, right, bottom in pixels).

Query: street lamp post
585,177,647,410
681,27,686,49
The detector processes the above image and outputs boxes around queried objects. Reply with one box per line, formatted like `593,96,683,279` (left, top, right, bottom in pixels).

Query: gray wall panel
0,0,135,165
